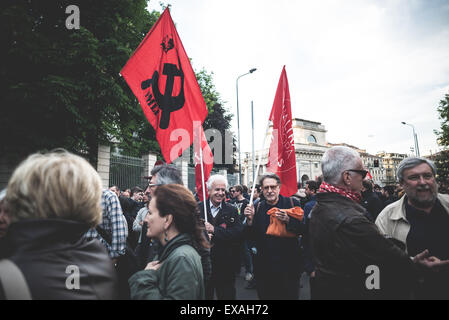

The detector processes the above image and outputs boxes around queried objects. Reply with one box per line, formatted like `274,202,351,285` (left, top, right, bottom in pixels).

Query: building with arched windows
243,118,328,187
242,118,400,188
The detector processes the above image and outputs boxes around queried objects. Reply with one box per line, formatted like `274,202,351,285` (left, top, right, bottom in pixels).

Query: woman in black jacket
0,151,118,299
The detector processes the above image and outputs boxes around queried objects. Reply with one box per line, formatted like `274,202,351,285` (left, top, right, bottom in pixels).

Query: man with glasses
309,146,449,299
376,157,449,299
140,164,212,290
244,173,305,300
228,187,236,203
137,164,186,268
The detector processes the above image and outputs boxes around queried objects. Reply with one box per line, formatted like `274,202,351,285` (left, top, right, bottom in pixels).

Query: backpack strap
0,259,32,300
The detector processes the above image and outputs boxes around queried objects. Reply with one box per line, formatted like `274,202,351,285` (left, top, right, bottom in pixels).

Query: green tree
0,0,159,164
195,69,236,173
435,92,449,194
436,92,449,147
1,1,235,172
434,150,449,194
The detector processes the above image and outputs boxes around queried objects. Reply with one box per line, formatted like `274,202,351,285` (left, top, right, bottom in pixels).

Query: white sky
147,0,449,156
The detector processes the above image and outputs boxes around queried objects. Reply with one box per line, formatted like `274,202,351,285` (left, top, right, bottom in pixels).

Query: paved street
234,268,311,300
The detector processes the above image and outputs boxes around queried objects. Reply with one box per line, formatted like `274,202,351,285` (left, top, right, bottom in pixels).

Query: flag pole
199,128,208,224
249,121,270,205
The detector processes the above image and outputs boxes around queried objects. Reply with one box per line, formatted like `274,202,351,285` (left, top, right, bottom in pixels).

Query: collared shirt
209,200,222,218
84,189,128,259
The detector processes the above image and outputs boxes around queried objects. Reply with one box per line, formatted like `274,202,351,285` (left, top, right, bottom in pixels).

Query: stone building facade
241,118,400,188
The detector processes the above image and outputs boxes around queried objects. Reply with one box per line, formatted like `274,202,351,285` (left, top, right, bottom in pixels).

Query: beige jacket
375,193,449,253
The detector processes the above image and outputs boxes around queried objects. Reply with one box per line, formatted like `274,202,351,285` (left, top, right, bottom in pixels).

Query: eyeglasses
263,185,279,191
346,169,368,179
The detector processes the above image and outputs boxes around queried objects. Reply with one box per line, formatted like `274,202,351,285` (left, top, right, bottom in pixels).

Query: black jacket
310,192,416,299
246,195,305,274
199,200,243,273
361,190,384,221
0,219,118,300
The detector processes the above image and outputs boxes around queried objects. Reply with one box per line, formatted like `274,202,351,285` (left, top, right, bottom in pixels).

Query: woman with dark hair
128,184,210,300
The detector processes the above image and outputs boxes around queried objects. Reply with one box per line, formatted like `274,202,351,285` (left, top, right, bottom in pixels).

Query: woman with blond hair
0,151,118,299
129,184,210,300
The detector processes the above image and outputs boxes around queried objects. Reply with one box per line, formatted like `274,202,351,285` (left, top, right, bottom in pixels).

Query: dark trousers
206,271,236,300
255,268,300,300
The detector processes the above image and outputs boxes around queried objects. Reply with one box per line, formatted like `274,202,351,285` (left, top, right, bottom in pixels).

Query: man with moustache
199,175,243,300
244,173,305,300
376,157,449,299
309,147,449,299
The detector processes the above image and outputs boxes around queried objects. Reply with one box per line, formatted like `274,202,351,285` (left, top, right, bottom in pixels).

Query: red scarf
318,182,362,203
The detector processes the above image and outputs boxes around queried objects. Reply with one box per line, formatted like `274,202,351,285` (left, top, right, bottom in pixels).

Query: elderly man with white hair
198,174,243,300
309,146,449,300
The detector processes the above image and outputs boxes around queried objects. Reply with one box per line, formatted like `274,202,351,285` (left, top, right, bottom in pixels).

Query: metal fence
109,154,146,190
187,166,237,192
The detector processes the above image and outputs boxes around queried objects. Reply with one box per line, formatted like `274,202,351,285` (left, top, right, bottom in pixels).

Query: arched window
308,135,317,144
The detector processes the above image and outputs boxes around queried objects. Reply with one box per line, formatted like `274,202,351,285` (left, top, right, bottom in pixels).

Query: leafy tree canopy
1,1,235,171
435,92,449,194
436,92,449,147
0,0,159,165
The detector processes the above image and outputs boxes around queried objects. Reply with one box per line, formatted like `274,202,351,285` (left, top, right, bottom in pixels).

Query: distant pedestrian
361,180,384,220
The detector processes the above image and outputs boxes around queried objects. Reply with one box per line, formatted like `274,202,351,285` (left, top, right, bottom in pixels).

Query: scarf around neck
318,181,362,203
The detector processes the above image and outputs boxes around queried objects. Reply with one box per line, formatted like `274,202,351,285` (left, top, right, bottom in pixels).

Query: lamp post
251,101,255,183
236,68,257,184
401,122,420,157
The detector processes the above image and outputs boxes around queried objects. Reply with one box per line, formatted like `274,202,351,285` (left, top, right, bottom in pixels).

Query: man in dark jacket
244,173,305,300
361,180,384,221
199,175,243,300
309,146,449,300
381,185,396,207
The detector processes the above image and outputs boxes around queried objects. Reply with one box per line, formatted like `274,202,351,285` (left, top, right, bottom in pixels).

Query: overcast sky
147,0,449,157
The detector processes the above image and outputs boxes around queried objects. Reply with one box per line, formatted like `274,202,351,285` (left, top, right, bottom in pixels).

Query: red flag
193,123,213,201
120,9,208,163
366,170,373,180
267,66,297,197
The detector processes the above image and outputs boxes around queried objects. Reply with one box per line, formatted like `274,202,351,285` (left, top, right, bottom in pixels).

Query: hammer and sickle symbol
152,57,185,129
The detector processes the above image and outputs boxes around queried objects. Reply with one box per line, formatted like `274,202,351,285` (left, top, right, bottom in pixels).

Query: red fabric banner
120,8,208,164
194,123,213,201
267,66,298,197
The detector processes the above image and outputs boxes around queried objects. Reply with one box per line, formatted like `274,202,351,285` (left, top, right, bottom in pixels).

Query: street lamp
236,68,257,184
401,122,420,157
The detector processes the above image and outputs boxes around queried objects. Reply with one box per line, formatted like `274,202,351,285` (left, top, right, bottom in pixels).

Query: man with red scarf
309,146,449,299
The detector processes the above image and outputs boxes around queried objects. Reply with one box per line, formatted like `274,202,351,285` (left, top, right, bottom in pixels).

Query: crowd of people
0,146,448,300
